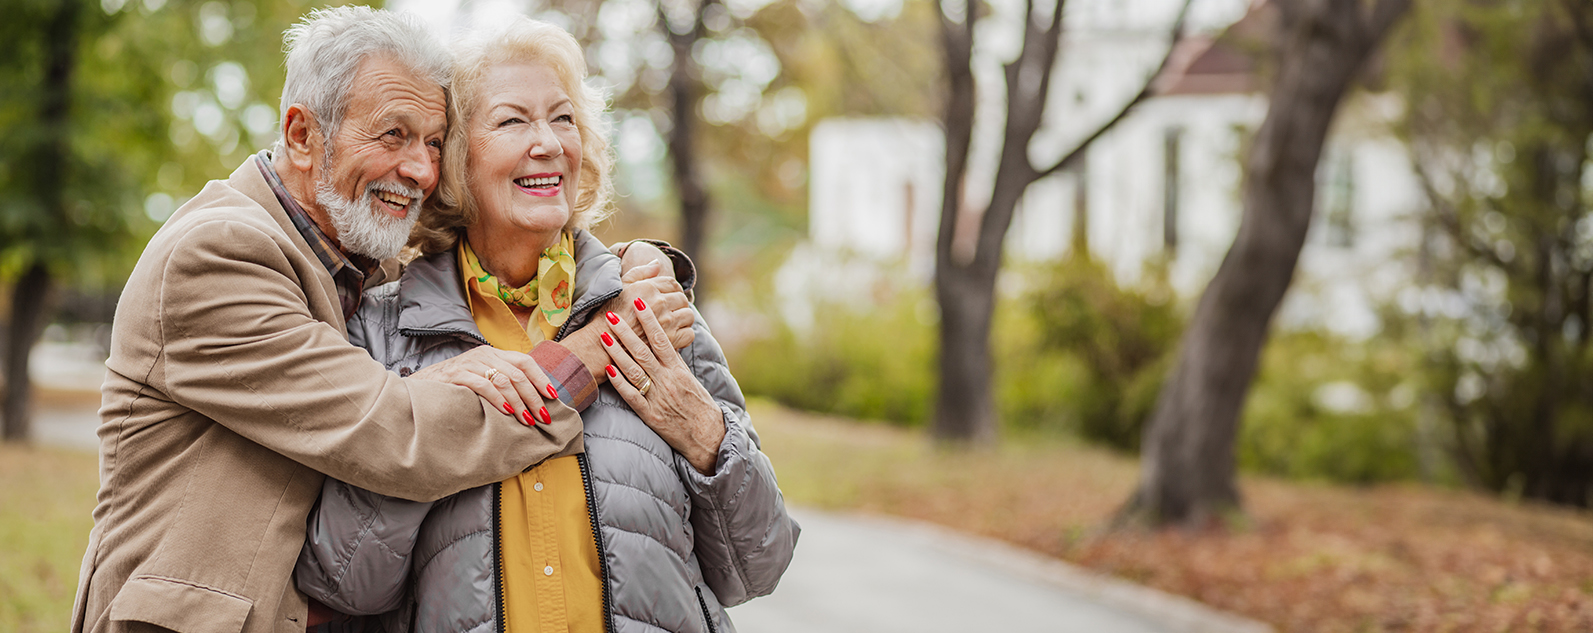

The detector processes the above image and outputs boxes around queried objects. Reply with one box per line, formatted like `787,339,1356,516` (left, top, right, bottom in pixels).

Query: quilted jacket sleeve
296,478,433,615
672,310,801,607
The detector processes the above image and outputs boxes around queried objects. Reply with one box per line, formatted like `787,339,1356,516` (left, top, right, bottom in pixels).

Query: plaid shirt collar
254,150,379,320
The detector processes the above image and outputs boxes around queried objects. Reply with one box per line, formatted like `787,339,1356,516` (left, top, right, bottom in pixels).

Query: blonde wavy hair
409,17,614,256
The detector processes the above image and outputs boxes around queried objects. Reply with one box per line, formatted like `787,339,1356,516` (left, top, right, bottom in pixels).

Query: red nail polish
503,403,514,415
539,407,551,425
601,332,614,346
633,298,647,311
546,384,558,400
606,365,618,378
520,410,534,426
606,311,620,325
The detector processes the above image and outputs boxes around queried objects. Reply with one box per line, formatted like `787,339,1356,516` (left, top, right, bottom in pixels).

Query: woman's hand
408,346,555,426
600,297,725,475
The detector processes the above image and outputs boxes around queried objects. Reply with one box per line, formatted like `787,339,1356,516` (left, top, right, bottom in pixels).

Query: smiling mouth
374,190,413,213
515,175,562,197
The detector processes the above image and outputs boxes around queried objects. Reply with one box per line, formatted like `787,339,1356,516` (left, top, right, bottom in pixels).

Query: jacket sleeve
672,310,801,607
154,218,581,502
295,478,433,615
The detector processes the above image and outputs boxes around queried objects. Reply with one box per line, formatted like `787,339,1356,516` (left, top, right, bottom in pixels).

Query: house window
1163,127,1182,255
1321,149,1355,248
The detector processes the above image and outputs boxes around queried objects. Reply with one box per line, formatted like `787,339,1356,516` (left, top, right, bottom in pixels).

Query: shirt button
543,566,554,576
533,482,544,492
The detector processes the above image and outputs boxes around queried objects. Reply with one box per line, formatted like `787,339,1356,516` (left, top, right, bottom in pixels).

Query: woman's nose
527,121,563,159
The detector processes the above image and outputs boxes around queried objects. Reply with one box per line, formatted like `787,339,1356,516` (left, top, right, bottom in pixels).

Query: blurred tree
1119,0,1410,528
1392,0,1593,506
0,0,322,442
550,0,940,292
930,0,1191,443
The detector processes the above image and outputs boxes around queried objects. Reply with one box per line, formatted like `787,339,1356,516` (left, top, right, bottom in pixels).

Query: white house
788,0,1425,339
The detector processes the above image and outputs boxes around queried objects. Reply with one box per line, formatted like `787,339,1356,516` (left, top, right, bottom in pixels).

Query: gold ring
637,375,653,397
484,368,500,382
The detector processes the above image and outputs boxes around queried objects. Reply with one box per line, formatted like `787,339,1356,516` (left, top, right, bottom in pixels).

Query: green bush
729,256,1432,486
1024,257,1182,450
1239,330,1425,483
730,288,937,426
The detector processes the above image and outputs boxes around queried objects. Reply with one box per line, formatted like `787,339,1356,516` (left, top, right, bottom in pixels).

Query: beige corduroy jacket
70,156,582,633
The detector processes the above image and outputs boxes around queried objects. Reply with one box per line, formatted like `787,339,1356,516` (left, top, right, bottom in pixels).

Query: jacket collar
396,229,624,342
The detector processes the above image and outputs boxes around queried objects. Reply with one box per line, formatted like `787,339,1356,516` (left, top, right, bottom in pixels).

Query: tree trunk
1120,0,1411,528
3,262,54,443
664,1,714,302
4,0,79,443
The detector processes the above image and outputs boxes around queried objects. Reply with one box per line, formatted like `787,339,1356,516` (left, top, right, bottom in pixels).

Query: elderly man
70,8,595,633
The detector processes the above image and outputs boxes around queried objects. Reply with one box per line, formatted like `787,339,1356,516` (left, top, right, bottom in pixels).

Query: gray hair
273,6,451,153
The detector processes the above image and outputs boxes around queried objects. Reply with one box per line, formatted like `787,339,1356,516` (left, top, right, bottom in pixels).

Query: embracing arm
156,219,580,501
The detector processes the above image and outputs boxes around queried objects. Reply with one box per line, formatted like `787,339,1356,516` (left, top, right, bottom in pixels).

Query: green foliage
732,285,938,426
0,0,332,289
1024,256,1181,450
1239,328,1427,484
1387,0,1593,504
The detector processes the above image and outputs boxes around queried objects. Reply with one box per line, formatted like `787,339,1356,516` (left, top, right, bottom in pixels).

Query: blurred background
4,0,1593,630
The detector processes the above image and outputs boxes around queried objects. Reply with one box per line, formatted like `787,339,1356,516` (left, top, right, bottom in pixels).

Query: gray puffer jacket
294,230,799,633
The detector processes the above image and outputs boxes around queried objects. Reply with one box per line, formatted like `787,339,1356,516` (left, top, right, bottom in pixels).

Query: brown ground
750,401,1593,632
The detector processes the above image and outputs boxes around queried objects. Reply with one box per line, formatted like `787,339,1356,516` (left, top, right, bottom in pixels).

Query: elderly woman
293,17,799,633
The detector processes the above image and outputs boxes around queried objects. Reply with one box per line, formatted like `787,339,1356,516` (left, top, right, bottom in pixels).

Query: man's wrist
563,324,612,385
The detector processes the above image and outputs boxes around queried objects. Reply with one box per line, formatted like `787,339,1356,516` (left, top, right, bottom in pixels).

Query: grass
0,443,97,633
751,399,1593,632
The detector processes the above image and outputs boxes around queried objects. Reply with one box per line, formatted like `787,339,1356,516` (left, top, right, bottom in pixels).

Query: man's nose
397,140,438,194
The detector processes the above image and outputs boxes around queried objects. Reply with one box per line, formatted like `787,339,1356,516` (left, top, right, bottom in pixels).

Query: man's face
313,55,446,260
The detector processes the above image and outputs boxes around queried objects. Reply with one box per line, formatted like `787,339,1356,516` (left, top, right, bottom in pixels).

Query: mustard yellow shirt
460,243,604,633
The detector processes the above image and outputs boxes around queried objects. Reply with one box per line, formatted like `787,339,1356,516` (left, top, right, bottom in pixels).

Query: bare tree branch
1033,0,1193,180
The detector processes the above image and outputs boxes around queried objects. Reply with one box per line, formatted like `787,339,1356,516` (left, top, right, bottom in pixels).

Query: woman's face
465,61,583,249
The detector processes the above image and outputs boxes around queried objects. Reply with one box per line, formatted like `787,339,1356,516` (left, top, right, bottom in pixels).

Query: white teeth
375,191,411,207
515,175,561,188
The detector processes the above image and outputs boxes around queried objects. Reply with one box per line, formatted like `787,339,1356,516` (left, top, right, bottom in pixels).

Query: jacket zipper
577,453,615,633
694,586,719,633
493,481,508,633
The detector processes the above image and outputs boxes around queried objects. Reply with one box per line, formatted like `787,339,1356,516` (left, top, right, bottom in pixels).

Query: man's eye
384,129,403,138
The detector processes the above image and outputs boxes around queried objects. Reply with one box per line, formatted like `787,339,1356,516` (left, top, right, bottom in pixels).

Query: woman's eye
554,114,574,124
500,118,524,127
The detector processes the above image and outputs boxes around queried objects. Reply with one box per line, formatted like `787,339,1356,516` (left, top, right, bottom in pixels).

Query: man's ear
281,104,320,174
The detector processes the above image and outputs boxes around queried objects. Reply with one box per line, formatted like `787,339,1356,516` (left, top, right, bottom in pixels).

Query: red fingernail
606,311,620,325
539,407,551,425
520,410,534,426
503,403,514,415
601,332,614,346
546,384,558,400
634,298,647,311
606,365,618,378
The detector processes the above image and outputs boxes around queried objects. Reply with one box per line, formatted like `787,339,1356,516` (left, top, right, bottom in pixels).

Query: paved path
33,381,1270,633
728,508,1269,633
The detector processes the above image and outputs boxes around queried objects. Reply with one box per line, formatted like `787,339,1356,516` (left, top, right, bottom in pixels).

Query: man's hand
611,241,694,350
408,346,556,426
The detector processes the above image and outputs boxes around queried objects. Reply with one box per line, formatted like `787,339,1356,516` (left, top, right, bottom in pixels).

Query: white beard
315,177,421,261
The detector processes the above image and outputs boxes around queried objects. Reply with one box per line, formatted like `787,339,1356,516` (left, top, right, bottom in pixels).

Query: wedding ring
637,374,653,397
484,367,500,382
